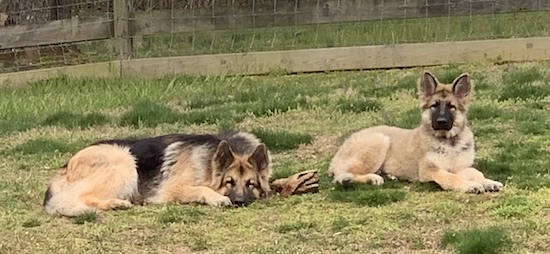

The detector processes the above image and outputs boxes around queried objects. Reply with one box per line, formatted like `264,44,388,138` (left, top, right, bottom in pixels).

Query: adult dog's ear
249,144,269,172
212,140,234,173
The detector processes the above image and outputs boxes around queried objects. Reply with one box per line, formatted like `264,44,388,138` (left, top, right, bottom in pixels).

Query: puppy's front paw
460,181,485,194
482,179,504,192
367,174,385,186
333,173,355,186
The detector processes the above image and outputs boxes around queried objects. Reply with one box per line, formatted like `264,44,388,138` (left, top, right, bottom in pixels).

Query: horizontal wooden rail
120,37,550,77
1,37,549,87
0,16,112,49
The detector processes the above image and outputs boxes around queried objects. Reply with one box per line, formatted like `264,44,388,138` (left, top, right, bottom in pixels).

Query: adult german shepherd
329,71,503,193
43,131,319,217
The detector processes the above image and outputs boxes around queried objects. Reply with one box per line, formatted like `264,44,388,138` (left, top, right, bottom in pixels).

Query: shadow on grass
252,129,314,153
0,117,37,137
42,111,111,129
22,218,41,228
72,212,99,225
327,183,406,207
120,98,314,128
7,137,82,155
158,205,205,224
120,100,182,128
276,220,317,234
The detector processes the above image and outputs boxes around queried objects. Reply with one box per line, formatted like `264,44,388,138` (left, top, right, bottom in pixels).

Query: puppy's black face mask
430,101,455,131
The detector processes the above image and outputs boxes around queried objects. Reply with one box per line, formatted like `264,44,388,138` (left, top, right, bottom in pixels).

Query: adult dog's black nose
232,197,249,207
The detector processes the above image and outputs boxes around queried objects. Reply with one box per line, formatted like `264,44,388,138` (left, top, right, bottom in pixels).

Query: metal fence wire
1,0,549,74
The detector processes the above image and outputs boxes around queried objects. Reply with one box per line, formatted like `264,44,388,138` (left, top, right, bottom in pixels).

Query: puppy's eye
246,180,255,188
430,104,438,110
448,104,456,109
225,178,235,186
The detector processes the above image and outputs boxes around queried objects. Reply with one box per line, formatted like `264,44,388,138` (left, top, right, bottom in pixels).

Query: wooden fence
0,0,550,86
2,0,549,56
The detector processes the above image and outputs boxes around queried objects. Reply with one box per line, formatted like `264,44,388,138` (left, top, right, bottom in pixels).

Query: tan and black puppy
329,71,503,193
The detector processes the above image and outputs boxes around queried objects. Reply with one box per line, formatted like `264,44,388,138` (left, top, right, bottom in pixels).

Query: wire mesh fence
1,0,550,74
0,0,114,73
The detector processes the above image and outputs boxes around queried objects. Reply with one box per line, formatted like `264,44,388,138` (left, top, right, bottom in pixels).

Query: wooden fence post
113,0,133,60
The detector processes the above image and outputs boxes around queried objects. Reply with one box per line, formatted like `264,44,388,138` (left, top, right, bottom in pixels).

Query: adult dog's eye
225,178,235,186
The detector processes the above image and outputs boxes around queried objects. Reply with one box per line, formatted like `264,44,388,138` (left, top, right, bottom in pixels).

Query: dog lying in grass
43,130,319,217
329,71,503,193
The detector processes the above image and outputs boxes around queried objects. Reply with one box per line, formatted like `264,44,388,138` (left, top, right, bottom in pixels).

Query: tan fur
147,141,271,207
329,71,504,193
44,144,137,216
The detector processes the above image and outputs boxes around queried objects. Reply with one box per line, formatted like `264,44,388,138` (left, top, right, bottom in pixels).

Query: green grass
2,62,550,252
72,212,99,225
328,186,407,207
499,67,550,101
276,220,317,233
157,206,205,224
7,138,80,155
337,98,383,113
21,218,41,228
42,111,111,129
120,100,183,128
441,226,513,254
251,129,314,152
331,216,351,233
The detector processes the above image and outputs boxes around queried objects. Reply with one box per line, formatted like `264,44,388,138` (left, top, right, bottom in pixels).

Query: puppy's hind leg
329,132,390,187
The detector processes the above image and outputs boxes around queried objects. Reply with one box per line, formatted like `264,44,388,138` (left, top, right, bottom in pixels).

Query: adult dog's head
418,71,473,138
210,140,271,207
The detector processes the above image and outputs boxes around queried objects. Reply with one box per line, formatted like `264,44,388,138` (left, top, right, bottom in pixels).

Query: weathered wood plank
0,61,120,88
0,16,113,50
120,37,550,77
2,37,549,87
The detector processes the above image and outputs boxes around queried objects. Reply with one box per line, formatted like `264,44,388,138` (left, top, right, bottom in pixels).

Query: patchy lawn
1,61,550,253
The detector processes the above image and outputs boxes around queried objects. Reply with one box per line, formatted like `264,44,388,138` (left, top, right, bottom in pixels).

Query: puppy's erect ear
212,140,234,172
248,144,269,172
419,71,439,98
452,73,471,99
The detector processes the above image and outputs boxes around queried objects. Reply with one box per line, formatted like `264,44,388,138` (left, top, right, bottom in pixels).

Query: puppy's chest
429,140,474,157
427,138,474,163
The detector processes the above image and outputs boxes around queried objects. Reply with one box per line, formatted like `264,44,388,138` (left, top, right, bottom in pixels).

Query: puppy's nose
436,117,448,124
